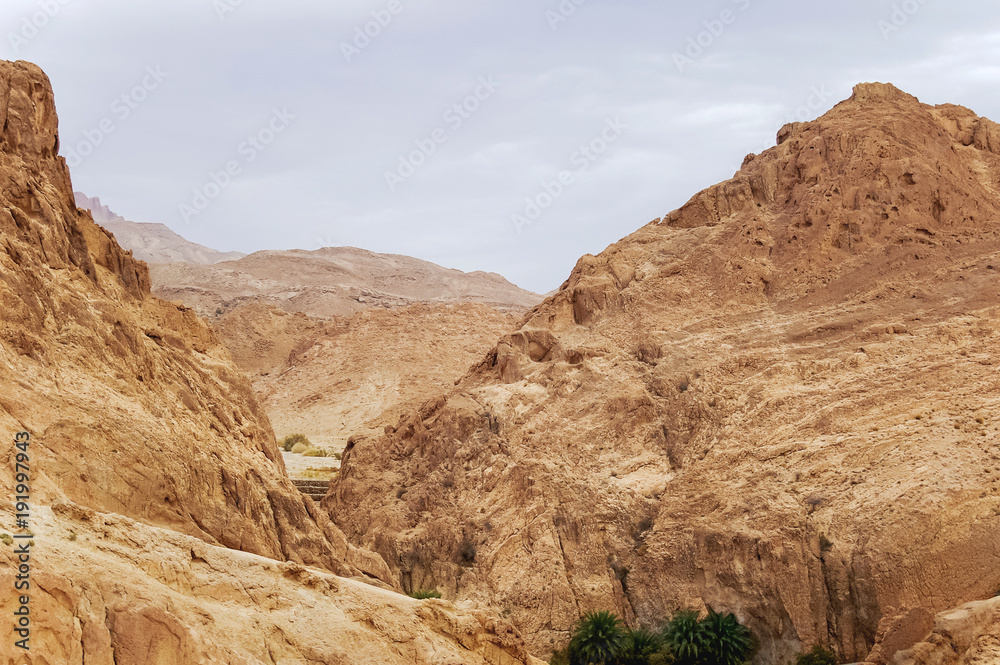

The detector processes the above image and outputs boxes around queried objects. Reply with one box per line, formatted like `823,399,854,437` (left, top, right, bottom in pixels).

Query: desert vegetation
408,589,443,600
280,433,311,451
549,608,757,665
549,609,839,665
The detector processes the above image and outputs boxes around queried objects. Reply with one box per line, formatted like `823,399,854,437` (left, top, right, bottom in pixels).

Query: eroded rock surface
328,83,1000,662
0,60,349,571
0,58,539,664
215,301,523,447
0,502,541,665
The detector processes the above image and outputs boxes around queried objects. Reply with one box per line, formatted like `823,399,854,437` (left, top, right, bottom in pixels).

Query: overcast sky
2,1,998,293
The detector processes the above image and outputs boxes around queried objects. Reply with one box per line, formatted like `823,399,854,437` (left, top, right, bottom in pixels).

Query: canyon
3,58,999,665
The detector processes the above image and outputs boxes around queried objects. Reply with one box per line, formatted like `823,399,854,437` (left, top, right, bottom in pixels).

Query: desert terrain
3,57,999,665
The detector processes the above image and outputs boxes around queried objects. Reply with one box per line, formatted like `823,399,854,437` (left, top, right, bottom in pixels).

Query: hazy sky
2,1,998,293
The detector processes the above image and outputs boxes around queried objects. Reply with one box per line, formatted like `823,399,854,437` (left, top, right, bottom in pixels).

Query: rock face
74,191,247,264
0,503,542,665
0,59,539,664
0,60,348,571
327,82,1000,662
215,301,523,447
881,596,1000,665
150,245,541,319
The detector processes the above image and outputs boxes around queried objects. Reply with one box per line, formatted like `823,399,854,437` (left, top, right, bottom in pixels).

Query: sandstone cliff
327,83,1000,663
0,59,538,664
0,502,541,665
881,596,1000,665
0,60,349,571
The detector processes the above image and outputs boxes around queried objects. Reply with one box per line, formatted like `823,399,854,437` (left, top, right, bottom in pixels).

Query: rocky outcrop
878,597,1000,665
327,82,1000,662
0,502,541,665
0,60,356,570
0,58,540,664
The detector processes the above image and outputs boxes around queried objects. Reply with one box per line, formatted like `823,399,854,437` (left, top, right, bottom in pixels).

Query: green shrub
620,627,663,665
796,644,838,665
662,610,706,665
409,589,442,600
290,442,310,454
700,610,755,665
280,433,310,452
662,609,754,665
568,610,627,665
303,448,327,457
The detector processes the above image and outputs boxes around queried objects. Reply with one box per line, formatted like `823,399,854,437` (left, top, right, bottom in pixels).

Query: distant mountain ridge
74,191,247,265
150,245,542,318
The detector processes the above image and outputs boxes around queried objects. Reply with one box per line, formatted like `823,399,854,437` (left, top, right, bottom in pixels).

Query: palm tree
700,610,756,665
619,626,663,665
568,610,627,665
662,610,706,665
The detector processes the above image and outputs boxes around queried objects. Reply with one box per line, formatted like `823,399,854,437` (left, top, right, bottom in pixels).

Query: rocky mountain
150,246,541,319
143,242,541,450
215,301,524,447
75,192,541,453
0,60,536,664
74,191,246,264
326,83,1000,663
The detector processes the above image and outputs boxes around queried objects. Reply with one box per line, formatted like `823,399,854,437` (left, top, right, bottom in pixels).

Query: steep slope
327,83,1000,663
151,246,541,319
0,503,541,665
74,191,246,264
215,301,523,447
0,59,539,664
0,61,349,571
147,243,540,453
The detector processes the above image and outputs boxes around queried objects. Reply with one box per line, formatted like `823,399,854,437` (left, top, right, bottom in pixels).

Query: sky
2,0,998,293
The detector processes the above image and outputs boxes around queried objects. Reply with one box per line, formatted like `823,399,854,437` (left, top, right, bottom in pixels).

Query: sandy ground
281,449,340,479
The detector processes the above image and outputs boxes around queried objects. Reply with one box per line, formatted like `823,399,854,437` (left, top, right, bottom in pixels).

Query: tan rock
0,503,541,665
214,301,524,449
887,597,1000,665
327,82,1000,662
0,58,540,664
0,60,351,570
149,245,541,319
